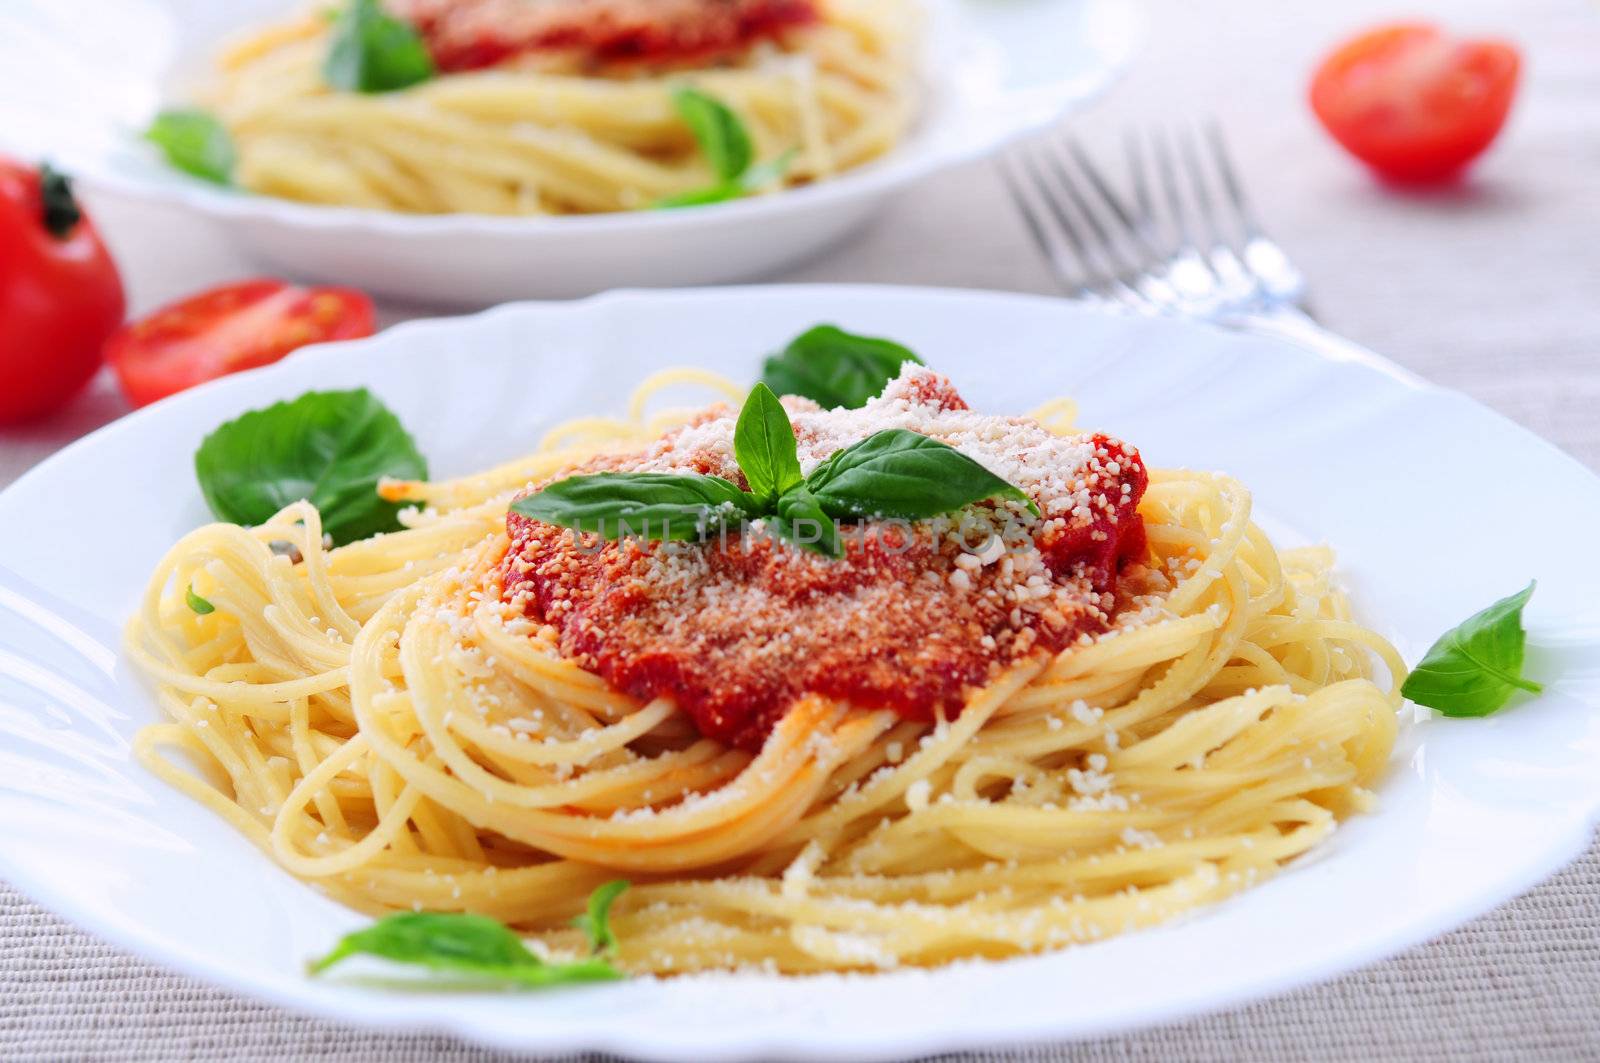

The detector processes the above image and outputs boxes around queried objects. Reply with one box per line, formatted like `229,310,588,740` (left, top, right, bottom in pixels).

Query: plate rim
2,284,1598,1061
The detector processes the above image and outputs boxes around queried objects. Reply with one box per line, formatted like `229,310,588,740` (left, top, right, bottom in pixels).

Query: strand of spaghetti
269,732,427,877
133,723,274,849
353,577,850,862
773,659,1045,845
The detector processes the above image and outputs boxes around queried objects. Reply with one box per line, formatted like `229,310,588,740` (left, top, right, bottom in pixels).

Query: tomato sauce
391,0,822,72
500,373,1148,750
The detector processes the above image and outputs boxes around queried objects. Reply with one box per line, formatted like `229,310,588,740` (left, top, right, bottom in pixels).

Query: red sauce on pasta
392,0,822,72
502,370,1148,750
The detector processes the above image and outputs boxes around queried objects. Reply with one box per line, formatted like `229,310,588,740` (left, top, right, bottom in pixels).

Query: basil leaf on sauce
517,383,1036,557
760,326,923,409
194,389,428,547
571,879,629,956
671,87,753,184
324,0,435,94
145,110,236,186
805,429,1037,520
185,586,216,615
1401,582,1543,717
308,911,621,987
512,472,758,542
772,487,843,558
733,383,802,505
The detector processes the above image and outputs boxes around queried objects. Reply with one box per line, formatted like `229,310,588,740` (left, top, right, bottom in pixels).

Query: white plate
0,0,1141,305
2,286,1598,1061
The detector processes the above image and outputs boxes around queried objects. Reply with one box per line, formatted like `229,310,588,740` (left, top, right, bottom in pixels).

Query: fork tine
1036,138,1137,278
1044,138,1195,313
1150,127,1200,253
1000,120,1311,321
1124,128,1152,228
1204,121,1261,238
1063,137,1154,257
1175,124,1230,251
998,155,1096,298
1019,148,1123,288
1200,124,1314,316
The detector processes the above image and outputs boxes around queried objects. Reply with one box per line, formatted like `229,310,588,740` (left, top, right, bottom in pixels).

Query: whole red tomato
1311,23,1521,183
0,159,126,423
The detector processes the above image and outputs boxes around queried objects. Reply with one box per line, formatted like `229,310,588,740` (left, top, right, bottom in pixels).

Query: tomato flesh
1310,23,1521,182
107,280,376,407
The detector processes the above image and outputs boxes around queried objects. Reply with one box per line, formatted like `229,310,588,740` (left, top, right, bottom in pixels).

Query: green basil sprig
772,486,841,557
571,879,629,956
185,586,216,615
1401,582,1543,717
673,87,752,183
517,472,759,542
194,389,428,547
808,428,1036,520
145,109,237,186
760,325,923,409
656,88,795,208
324,0,435,94
734,380,803,504
512,383,1034,558
309,880,629,987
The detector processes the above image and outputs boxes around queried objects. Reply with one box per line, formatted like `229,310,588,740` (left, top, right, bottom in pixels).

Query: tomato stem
38,162,83,239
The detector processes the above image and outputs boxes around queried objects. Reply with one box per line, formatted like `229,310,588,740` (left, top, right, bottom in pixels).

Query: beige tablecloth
3,0,1599,1057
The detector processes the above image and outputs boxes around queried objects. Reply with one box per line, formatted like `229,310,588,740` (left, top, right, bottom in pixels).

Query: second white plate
0,0,1142,304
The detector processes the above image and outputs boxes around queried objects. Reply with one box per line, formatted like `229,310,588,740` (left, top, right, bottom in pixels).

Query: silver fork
1000,123,1314,325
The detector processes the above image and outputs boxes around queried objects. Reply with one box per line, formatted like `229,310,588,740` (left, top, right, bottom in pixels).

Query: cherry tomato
0,159,126,424
1310,23,1521,183
106,280,376,408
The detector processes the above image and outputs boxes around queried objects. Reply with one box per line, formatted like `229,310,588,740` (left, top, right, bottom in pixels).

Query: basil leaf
185,585,215,615
572,879,628,956
760,325,923,409
325,0,435,94
1401,582,1543,717
194,389,428,547
654,184,744,210
772,487,842,558
145,109,236,186
806,429,1037,520
512,472,757,542
734,383,802,504
671,87,752,183
654,149,796,210
308,911,621,987
740,148,797,192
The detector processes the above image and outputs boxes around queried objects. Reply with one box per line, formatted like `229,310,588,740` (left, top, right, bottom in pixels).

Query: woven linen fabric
3,0,1599,1057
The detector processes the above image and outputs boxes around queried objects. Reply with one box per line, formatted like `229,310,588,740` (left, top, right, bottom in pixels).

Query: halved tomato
106,279,376,408
1310,23,1521,183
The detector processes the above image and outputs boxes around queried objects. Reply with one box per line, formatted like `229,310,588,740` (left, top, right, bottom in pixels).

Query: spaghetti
129,367,1403,974
198,0,919,214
